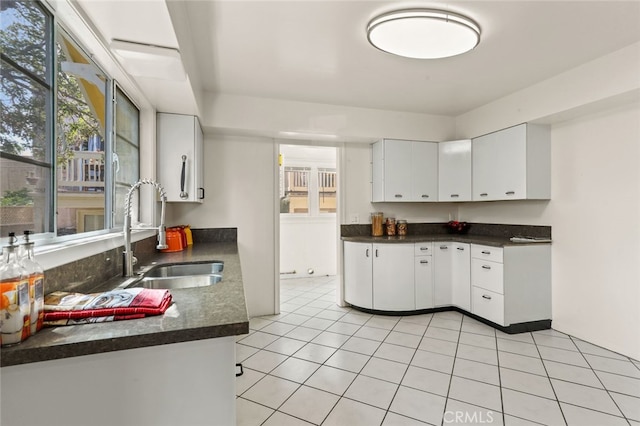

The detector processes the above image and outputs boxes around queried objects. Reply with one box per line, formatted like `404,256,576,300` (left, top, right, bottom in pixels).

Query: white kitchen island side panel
0,337,236,426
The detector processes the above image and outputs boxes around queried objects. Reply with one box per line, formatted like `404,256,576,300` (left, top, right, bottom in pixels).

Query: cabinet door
194,118,204,200
157,113,203,203
472,124,527,201
344,242,373,309
411,142,438,201
383,140,412,202
371,141,384,202
438,139,471,201
373,244,415,311
451,243,471,311
434,243,452,306
415,256,434,309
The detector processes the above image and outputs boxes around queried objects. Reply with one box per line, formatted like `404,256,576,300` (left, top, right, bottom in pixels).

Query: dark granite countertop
1,242,249,367
341,234,551,247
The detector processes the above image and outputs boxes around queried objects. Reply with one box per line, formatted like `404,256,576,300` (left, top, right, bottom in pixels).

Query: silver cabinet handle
395,194,403,198
180,155,189,199
420,260,429,264
482,265,491,270
440,246,448,250
480,193,488,197
366,248,369,257
482,294,492,300
481,251,491,255
450,194,459,198
421,194,429,198
506,191,515,195
420,247,429,251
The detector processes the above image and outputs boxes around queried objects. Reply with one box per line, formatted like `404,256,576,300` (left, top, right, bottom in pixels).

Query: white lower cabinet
434,242,470,309
343,241,415,311
344,242,373,309
471,244,551,326
415,243,434,309
372,244,415,311
451,243,471,311
434,243,452,306
344,240,550,328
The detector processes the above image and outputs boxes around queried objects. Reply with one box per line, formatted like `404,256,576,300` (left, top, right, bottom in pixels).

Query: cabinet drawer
415,242,433,256
471,244,503,263
472,286,504,326
471,259,504,294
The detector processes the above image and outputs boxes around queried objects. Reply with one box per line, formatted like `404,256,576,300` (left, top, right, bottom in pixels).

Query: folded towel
43,288,172,326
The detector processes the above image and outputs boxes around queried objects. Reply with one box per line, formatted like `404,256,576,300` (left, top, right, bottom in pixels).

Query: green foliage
0,0,103,164
0,188,33,206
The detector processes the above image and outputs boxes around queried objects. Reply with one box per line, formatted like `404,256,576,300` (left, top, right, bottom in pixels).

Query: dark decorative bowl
445,221,470,234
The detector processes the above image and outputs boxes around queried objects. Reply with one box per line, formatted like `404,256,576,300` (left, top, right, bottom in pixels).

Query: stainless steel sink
129,274,223,290
143,261,224,278
125,261,225,290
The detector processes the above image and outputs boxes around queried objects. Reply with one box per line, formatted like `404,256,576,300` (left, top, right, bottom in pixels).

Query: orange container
161,228,184,252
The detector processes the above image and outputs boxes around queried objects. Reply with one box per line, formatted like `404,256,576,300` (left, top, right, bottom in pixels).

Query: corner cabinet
472,123,550,201
438,139,472,202
157,113,205,203
372,139,438,202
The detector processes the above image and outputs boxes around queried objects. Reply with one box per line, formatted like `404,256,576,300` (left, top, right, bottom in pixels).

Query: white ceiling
78,0,640,117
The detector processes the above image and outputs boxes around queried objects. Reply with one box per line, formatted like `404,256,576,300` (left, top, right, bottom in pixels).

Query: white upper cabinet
438,139,472,202
372,139,438,202
157,113,205,203
472,123,550,201
411,141,439,201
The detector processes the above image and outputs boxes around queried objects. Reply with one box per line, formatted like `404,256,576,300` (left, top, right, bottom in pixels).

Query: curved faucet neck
123,179,168,277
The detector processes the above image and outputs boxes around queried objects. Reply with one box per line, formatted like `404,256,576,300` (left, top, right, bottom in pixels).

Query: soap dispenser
0,232,31,346
20,231,44,334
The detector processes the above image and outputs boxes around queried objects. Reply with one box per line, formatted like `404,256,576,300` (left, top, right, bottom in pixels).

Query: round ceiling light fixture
366,9,481,59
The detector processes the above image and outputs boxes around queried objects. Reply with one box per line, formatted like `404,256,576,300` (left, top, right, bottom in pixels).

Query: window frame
0,1,141,247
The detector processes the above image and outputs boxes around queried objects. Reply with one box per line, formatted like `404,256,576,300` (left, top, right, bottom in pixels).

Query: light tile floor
236,276,640,426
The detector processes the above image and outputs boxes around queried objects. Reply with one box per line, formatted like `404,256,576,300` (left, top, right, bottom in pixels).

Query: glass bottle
20,231,45,334
371,212,384,237
0,233,31,346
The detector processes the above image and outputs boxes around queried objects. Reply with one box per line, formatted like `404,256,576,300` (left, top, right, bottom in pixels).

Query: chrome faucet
123,179,169,276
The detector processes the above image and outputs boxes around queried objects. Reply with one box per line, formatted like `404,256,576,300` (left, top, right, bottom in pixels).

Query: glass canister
397,220,408,236
385,217,396,236
371,212,384,237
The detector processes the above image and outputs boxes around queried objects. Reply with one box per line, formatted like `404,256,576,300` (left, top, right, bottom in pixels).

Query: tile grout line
531,332,569,426
439,314,464,426
568,334,634,425
379,312,433,425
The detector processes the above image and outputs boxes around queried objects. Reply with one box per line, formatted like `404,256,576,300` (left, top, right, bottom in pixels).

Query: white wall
280,216,336,277
459,104,640,360
166,135,277,317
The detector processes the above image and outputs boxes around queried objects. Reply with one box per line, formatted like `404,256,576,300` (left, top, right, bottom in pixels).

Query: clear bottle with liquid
0,232,31,346
19,231,44,335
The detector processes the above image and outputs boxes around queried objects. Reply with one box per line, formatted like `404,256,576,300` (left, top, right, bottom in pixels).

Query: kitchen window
0,1,139,241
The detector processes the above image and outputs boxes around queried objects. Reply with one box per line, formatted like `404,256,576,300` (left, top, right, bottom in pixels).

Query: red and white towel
43,288,172,326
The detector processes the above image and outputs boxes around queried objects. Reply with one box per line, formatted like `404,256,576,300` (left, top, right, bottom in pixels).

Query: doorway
278,144,338,308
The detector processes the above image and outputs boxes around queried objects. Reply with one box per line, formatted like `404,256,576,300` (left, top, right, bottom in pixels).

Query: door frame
273,141,345,314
